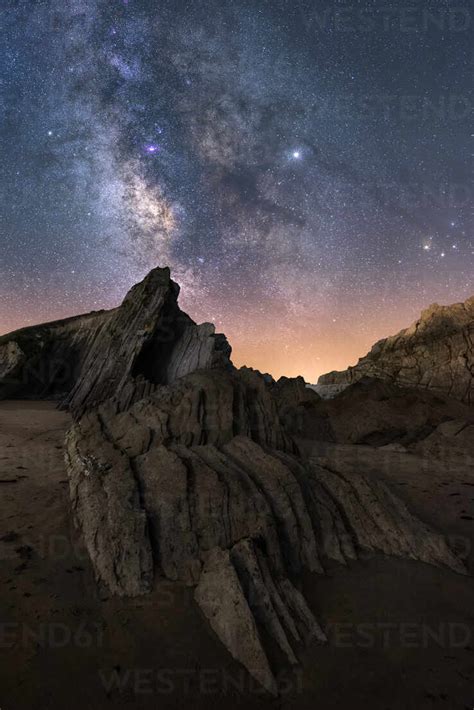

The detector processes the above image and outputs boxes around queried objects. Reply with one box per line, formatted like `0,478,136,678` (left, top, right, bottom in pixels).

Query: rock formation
2,267,472,692
64,268,232,415
51,267,468,694
294,377,474,447
0,268,231,408
318,296,474,403
0,310,111,400
65,406,466,693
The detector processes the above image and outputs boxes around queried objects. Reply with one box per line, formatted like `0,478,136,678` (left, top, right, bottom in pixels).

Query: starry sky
1,0,473,381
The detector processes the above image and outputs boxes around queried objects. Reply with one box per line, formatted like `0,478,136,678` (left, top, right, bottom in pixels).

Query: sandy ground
1,401,474,710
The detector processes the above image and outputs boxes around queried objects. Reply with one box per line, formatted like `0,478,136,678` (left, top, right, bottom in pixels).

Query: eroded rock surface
65,375,466,692
296,377,474,447
194,547,278,696
0,310,111,400
20,266,464,694
65,267,232,415
319,296,474,403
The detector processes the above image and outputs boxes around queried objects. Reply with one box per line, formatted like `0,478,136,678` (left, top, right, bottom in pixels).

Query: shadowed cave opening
131,300,194,386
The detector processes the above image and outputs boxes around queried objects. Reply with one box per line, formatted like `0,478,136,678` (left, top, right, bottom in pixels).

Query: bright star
145,144,159,154
292,150,301,159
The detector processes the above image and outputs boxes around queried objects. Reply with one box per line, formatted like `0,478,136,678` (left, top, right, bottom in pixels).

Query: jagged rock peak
318,294,474,403
64,266,233,415
0,266,233,412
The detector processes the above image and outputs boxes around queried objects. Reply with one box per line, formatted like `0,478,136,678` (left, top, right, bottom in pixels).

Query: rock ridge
318,295,474,403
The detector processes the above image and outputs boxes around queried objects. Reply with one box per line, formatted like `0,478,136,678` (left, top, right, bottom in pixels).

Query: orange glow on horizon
2,283,473,385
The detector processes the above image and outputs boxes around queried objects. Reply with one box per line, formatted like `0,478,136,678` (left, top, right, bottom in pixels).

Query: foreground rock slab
195,547,278,696
66,412,466,692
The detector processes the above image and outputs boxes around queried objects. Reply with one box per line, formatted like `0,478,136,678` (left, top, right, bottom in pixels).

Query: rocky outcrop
270,375,321,432
62,267,468,694
66,412,465,692
410,418,474,465
297,377,474,447
64,267,232,416
0,341,25,390
0,267,231,410
6,265,463,694
0,310,112,400
318,296,474,403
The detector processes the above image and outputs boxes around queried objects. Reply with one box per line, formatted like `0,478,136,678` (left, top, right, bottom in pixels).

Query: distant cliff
318,296,474,404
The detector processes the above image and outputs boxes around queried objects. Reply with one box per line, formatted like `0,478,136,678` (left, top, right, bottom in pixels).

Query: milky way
1,0,473,380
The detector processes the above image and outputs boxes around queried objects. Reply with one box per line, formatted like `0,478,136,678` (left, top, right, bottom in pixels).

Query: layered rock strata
3,266,470,693
59,268,468,695
319,297,474,403
0,310,111,400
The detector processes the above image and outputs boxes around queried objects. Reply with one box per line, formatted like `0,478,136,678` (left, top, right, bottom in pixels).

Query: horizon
1,265,472,383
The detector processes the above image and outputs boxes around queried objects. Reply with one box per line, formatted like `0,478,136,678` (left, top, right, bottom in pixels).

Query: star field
1,0,473,380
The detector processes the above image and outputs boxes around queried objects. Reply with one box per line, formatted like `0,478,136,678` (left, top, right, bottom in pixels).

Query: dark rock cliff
318,296,474,403
0,310,112,400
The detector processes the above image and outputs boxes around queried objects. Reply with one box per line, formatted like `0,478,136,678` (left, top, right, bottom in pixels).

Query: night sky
1,0,473,381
